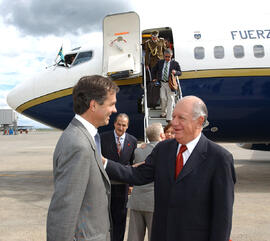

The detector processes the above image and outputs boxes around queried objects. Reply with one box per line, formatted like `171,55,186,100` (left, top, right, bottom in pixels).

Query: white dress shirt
176,133,201,165
114,130,126,149
75,114,97,139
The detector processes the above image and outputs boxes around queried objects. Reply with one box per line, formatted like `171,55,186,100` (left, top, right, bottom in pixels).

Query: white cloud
0,16,102,128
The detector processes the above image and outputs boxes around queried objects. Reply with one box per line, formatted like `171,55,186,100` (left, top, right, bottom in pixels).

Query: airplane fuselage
7,12,270,143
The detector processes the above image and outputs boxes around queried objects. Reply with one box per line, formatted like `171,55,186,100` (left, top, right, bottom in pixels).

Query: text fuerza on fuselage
231,30,270,40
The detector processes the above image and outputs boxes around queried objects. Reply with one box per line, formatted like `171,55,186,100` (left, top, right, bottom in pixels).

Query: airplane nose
6,84,24,111
6,75,36,113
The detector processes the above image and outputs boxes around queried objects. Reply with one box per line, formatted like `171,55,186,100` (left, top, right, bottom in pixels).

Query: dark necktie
175,145,187,179
94,132,101,157
116,136,121,155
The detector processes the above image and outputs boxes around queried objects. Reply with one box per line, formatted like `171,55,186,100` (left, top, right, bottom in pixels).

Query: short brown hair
73,75,119,115
114,113,129,124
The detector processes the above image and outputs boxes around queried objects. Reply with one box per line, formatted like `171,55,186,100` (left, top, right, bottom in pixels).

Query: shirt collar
185,132,201,153
114,130,126,141
75,114,97,138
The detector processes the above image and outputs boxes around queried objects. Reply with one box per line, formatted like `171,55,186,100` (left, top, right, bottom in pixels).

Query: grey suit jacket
47,118,112,241
127,142,157,212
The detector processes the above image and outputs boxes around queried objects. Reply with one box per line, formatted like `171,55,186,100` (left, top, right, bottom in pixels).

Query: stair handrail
176,75,183,100
143,61,149,143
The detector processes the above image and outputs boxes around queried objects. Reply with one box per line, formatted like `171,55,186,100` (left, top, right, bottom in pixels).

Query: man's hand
101,155,107,165
128,187,133,195
140,143,147,149
132,161,145,167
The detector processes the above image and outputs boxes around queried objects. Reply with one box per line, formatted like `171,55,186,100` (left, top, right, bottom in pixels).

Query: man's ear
89,99,96,112
197,116,204,128
160,133,166,141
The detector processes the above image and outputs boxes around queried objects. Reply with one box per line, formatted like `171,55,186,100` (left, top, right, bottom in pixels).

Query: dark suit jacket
100,131,137,166
106,134,236,241
151,59,181,81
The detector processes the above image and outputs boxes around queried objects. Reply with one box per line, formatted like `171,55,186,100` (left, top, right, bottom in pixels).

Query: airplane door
103,12,141,78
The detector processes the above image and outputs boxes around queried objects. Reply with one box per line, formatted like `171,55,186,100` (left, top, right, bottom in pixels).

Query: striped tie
163,62,168,81
117,136,121,155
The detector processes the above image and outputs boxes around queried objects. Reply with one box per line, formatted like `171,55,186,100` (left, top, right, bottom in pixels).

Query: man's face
151,36,158,42
114,116,129,137
164,53,172,63
94,92,117,127
171,100,202,144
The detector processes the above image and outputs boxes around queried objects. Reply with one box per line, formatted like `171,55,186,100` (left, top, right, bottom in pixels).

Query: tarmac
0,130,270,241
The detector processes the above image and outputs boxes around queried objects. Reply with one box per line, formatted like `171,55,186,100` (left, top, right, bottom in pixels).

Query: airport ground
0,130,270,241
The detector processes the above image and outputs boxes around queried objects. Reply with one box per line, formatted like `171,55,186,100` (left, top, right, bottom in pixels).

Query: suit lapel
71,118,110,184
169,60,173,75
110,132,119,157
176,134,208,183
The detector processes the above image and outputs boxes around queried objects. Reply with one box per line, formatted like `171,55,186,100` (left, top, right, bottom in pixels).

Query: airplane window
194,47,205,59
233,45,244,58
73,51,93,66
253,45,265,58
65,54,77,67
214,46,224,59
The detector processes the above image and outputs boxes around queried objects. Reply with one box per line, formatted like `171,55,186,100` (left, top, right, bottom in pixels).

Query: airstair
142,64,183,142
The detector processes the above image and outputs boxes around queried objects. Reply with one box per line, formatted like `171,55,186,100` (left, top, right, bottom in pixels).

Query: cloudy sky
0,0,269,128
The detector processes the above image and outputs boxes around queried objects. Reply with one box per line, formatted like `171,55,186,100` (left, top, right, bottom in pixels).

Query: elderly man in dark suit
47,75,119,241
152,48,181,122
100,113,137,241
105,95,236,241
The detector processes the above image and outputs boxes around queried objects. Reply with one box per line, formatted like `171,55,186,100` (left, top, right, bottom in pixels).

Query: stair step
149,109,162,118
148,107,161,112
148,117,168,126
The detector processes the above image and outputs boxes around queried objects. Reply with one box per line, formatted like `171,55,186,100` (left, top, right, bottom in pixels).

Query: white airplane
7,11,270,150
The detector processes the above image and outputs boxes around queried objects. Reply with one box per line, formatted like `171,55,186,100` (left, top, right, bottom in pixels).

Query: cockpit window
65,54,77,67
73,51,93,66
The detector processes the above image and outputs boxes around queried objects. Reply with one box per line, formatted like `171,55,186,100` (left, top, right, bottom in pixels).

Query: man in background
144,30,166,72
100,113,137,241
152,48,181,122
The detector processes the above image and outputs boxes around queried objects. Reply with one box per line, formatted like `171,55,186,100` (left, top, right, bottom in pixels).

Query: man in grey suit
127,123,165,241
47,75,119,241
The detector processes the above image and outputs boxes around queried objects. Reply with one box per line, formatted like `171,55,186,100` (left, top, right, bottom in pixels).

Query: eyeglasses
164,55,171,58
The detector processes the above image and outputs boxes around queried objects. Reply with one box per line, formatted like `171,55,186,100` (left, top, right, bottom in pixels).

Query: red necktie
117,136,121,155
175,145,187,179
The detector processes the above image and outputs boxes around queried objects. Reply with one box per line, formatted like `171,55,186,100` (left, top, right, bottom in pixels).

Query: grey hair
164,48,173,56
146,123,164,142
192,99,208,127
